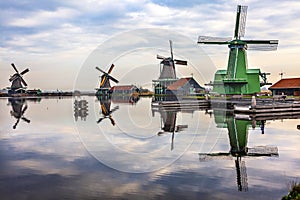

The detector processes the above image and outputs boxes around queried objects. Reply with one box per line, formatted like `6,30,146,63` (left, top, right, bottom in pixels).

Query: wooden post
251,95,256,108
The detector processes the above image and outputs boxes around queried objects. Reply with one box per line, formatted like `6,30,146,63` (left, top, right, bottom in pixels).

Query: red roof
111,85,136,91
167,77,191,90
269,78,300,89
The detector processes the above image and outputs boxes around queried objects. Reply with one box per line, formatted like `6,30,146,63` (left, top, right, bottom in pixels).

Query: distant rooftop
167,77,204,91
269,78,300,89
167,77,192,90
111,85,137,91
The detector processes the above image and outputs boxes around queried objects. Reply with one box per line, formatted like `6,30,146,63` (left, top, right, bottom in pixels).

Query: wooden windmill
153,40,187,95
95,64,119,96
198,5,278,95
9,63,29,94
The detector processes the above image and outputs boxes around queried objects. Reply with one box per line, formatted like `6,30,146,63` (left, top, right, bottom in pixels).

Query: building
166,77,205,96
269,78,300,96
110,85,139,95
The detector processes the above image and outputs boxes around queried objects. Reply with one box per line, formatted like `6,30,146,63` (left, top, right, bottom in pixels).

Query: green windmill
198,5,278,95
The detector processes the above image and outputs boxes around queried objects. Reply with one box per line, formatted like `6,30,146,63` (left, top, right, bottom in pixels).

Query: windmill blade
169,40,173,59
246,40,278,51
234,5,248,38
109,117,116,126
100,76,107,87
198,36,231,44
20,77,28,86
157,54,165,60
11,63,19,73
21,117,30,123
101,103,108,115
108,75,119,83
9,75,18,82
110,105,119,114
244,40,278,45
107,64,115,74
13,118,20,129
20,68,29,75
247,44,278,51
174,59,187,65
97,117,104,124
171,132,175,151
95,66,107,75
21,105,28,115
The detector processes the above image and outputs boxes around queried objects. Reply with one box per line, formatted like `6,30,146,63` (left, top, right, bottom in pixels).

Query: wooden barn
269,78,300,96
166,77,205,96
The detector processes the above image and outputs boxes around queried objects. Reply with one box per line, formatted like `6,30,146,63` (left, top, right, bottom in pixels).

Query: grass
282,181,300,200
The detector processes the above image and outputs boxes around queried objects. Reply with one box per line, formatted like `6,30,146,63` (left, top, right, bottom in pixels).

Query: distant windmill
198,5,278,95
157,40,187,79
9,63,29,93
95,64,119,95
153,40,187,95
279,71,285,79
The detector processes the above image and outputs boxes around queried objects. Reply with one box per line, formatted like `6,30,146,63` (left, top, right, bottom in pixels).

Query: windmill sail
246,40,279,51
107,64,115,74
169,40,173,59
95,65,119,90
234,5,248,39
198,36,231,44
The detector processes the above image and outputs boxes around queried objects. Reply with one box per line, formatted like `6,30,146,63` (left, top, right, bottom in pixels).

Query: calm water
0,96,299,200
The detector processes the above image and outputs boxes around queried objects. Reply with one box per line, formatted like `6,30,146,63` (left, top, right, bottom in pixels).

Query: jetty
233,96,300,120
151,99,210,112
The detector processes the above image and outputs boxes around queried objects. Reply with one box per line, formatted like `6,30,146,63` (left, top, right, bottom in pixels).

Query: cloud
0,0,300,90
7,8,78,28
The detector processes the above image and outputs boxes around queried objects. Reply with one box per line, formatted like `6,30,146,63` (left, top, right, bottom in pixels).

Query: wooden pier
151,100,210,111
233,95,300,120
234,102,300,115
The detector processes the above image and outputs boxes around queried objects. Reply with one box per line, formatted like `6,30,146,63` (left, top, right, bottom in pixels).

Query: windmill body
153,40,187,96
95,64,119,96
198,5,278,95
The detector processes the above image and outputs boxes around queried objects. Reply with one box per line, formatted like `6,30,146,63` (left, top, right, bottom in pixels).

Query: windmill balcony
223,78,247,84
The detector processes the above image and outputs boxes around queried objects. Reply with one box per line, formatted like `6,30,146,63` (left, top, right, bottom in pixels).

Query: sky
1,0,300,90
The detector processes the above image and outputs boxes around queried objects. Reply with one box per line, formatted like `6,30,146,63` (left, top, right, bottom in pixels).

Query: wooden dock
233,97,300,121
151,100,210,111
234,102,300,114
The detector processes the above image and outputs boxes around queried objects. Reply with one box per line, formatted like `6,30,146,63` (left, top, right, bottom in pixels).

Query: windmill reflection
96,96,119,126
8,98,40,129
152,106,188,151
199,110,278,192
74,99,88,121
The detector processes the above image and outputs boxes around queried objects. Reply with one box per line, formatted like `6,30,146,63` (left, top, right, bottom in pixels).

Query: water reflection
200,109,279,191
153,107,188,151
8,97,41,129
1,97,300,199
96,96,119,125
74,98,89,121
111,94,140,104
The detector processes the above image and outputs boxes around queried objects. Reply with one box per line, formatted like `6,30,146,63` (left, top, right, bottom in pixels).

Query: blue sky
1,0,300,90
